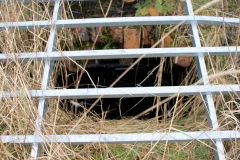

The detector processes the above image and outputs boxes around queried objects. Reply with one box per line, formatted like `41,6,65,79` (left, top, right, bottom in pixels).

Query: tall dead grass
0,0,239,159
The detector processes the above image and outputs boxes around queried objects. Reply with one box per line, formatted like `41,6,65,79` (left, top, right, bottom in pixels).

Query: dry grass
0,0,239,159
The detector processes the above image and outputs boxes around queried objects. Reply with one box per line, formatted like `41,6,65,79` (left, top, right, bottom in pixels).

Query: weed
134,0,174,16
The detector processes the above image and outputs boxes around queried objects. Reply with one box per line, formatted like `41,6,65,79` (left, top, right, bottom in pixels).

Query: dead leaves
124,0,135,2
148,8,159,16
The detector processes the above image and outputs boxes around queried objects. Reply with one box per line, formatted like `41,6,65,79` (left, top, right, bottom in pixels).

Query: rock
109,27,123,43
162,33,173,48
120,27,141,64
142,27,149,46
124,27,141,49
73,27,89,42
174,56,193,67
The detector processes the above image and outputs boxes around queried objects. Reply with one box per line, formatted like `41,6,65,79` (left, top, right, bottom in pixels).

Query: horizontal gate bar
1,130,240,144
0,46,239,61
1,85,239,99
0,16,239,30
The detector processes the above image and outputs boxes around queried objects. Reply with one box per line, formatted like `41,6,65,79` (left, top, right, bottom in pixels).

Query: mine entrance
56,57,195,119
55,1,196,119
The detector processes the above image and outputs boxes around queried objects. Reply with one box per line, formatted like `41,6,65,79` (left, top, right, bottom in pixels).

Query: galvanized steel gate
0,0,240,159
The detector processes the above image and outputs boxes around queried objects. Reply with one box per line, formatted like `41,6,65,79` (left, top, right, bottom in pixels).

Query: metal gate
0,0,240,159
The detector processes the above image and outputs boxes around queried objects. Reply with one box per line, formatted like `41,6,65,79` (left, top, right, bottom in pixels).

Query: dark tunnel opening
56,57,195,120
